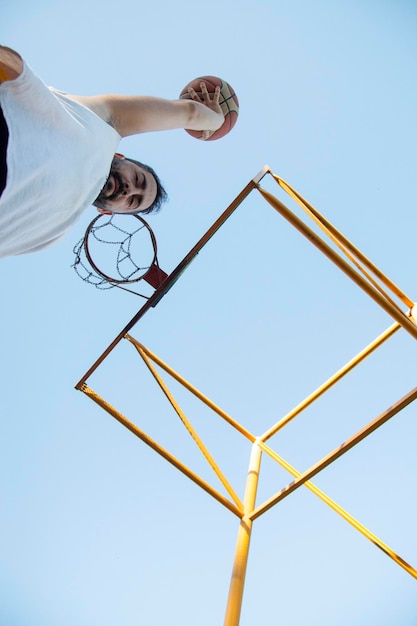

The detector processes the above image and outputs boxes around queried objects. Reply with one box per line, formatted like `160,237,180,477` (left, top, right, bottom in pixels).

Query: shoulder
0,46,23,82
64,94,114,125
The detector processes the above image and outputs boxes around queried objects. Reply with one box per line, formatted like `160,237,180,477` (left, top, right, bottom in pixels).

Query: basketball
179,76,239,141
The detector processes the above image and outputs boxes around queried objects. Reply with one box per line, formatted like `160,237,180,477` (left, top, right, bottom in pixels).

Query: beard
92,159,125,211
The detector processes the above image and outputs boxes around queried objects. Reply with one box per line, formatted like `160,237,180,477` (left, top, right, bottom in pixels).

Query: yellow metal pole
255,384,417,519
223,441,262,626
253,441,417,580
125,334,256,442
273,174,414,309
257,185,417,340
128,339,244,511
79,384,242,517
261,322,400,442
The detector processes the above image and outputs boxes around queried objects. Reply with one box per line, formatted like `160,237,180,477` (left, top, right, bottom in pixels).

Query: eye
129,195,141,209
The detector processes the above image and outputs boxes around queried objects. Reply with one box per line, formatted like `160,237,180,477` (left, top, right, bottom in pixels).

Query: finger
188,86,202,102
213,85,221,103
200,83,221,106
201,129,214,140
199,82,211,103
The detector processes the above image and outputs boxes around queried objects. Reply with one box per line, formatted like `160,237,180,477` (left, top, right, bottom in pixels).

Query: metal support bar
125,335,256,442
223,441,263,626
128,338,244,510
253,440,417,580
257,185,417,340
261,322,400,441
273,174,414,309
254,384,417,519
80,384,243,518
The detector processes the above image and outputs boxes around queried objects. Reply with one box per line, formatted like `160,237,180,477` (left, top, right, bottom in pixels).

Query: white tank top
0,62,120,257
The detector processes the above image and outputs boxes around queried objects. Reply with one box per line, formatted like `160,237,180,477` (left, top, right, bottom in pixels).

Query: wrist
190,101,223,131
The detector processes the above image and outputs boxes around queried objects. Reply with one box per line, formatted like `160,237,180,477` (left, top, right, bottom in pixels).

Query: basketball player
0,46,224,258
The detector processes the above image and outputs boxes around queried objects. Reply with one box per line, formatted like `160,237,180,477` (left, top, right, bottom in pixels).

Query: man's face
95,156,157,214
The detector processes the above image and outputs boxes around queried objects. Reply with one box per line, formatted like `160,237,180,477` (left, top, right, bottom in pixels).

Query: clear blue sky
1,1,417,625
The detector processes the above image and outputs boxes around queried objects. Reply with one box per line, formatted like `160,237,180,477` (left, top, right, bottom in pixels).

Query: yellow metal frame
76,167,417,626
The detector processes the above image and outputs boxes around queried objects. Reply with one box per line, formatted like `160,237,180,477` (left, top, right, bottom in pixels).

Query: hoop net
72,214,166,292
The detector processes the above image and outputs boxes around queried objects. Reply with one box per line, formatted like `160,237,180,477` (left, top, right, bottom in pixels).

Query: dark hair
125,157,168,215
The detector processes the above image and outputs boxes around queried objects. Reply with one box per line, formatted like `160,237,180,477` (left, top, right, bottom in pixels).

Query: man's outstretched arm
70,82,224,139
0,46,23,82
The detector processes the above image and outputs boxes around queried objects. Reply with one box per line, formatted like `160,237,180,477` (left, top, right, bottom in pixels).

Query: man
0,46,224,257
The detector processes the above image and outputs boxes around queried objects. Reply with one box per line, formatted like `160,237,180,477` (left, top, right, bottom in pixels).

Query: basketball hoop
72,214,168,294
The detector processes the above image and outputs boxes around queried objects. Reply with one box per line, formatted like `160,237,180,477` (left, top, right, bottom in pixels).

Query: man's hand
181,82,224,140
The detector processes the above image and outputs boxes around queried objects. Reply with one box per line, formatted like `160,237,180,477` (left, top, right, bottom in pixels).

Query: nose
121,178,140,196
